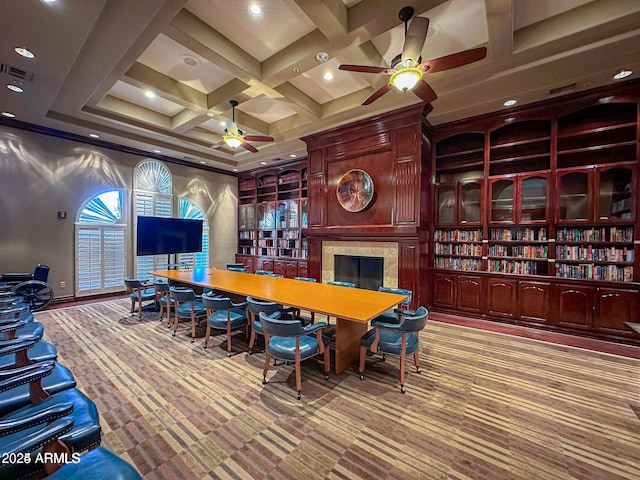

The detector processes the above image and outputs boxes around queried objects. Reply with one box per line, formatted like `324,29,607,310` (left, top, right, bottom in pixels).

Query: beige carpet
35,299,640,480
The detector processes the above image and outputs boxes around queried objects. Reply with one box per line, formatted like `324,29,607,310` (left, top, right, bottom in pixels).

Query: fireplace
321,241,399,288
334,255,383,291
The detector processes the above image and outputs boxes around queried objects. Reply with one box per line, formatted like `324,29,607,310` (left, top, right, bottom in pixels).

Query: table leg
334,318,367,374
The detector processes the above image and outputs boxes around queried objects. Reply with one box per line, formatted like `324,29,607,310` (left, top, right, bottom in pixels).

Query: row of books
555,263,634,282
488,260,541,274
490,228,547,241
435,244,481,256
556,245,634,262
489,245,548,258
434,229,482,242
556,227,633,242
434,257,481,270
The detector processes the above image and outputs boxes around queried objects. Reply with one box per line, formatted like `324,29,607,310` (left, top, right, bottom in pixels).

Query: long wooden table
152,268,407,374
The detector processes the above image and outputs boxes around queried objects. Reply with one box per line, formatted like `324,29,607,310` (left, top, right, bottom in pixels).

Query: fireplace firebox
334,255,383,291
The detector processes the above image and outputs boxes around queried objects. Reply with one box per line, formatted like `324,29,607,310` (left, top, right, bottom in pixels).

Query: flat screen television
136,216,203,256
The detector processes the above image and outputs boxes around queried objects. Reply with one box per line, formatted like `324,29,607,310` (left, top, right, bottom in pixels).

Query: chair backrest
294,277,316,282
33,264,49,282
246,296,280,316
259,311,305,337
327,281,355,288
268,273,283,278
254,270,272,275
169,286,197,303
201,293,235,311
396,306,429,332
154,279,170,293
124,277,142,289
225,263,245,272
378,286,412,307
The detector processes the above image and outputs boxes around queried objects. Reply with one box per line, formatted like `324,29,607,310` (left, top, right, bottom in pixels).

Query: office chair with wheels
169,287,207,341
259,311,330,400
373,287,413,323
359,306,429,393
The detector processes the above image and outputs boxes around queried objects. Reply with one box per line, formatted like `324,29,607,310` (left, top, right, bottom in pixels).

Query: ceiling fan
222,100,274,153
339,6,487,106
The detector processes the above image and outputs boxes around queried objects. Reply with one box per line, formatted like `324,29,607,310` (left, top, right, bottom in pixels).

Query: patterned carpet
35,299,640,480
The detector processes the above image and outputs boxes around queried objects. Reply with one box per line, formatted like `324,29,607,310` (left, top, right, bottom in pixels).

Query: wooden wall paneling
306,238,322,280
398,241,420,308
326,133,391,159
395,158,419,225
308,173,325,227
309,149,324,174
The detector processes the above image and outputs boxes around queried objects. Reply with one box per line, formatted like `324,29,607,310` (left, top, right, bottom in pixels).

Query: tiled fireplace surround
321,241,399,288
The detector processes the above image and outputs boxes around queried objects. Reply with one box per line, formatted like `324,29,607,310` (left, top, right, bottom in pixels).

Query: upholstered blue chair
254,270,272,275
373,287,413,323
46,446,142,479
268,273,283,278
124,278,156,319
0,361,101,472
170,287,207,341
0,319,58,368
154,279,174,327
0,305,38,339
259,311,330,400
359,306,428,393
202,294,247,356
245,297,297,354
226,263,246,272
327,280,356,288
293,277,317,323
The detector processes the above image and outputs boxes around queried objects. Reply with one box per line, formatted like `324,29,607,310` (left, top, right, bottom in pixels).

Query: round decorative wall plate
336,169,374,212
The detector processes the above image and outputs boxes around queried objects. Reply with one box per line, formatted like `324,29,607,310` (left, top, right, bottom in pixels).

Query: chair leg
203,324,211,348
262,353,270,384
191,312,196,343
358,345,367,380
172,315,179,336
130,299,135,316
138,296,143,319
295,353,302,400
323,345,330,380
413,351,421,374
400,348,406,394
226,322,232,356
248,329,256,352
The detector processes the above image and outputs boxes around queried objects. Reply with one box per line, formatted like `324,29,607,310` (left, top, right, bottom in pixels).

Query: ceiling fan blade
362,83,393,105
412,79,438,103
244,135,274,143
241,141,258,153
402,17,428,66
339,64,394,75
420,46,487,74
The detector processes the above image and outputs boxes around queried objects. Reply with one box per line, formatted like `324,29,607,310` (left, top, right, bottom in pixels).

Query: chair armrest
397,308,416,317
0,401,73,436
0,338,36,358
0,360,55,380
370,319,403,330
0,361,54,394
303,322,327,334
0,416,74,456
0,320,27,332
232,301,247,308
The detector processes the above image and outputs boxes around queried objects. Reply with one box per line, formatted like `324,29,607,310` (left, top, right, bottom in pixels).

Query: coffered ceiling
1,0,639,173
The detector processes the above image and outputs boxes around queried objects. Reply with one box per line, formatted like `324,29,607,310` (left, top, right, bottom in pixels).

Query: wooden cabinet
432,273,455,309
553,284,593,330
274,260,299,278
431,273,483,313
236,160,308,270
594,287,639,336
436,180,483,225
487,278,517,318
489,173,549,224
517,281,550,324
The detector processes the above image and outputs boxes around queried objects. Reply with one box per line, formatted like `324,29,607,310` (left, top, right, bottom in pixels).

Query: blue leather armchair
202,294,247,356
124,278,156,319
372,286,413,323
154,279,174,327
259,311,330,399
170,287,207,341
359,306,429,393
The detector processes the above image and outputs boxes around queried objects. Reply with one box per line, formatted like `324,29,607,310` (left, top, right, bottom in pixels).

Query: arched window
134,160,173,281
75,190,126,296
178,198,209,269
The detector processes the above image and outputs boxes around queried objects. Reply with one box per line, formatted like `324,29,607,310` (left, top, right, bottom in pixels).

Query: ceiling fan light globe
390,67,422,92
223,132,243,149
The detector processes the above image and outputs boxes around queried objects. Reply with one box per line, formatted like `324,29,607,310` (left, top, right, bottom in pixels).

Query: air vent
549,83,576,95
0,63,34,82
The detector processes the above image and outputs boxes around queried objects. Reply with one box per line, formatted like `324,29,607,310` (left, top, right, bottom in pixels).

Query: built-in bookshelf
434,228,483,270
236,161,308,273
488,227,549,275
555,226,634,281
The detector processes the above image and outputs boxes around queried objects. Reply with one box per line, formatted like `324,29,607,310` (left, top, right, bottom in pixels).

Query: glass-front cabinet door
460,181,482,224
490,178,514,223
558,170,590,222
598,166,634,222
520,174,548,222
436,184,456,225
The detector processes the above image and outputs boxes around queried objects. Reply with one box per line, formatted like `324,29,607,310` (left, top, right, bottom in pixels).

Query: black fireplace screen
334,255,383,291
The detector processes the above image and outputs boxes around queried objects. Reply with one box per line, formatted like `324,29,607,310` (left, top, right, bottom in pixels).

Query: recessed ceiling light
232,168,238,172
323,72,333,81
153,149,162,153
42,0,56,3
7,84,24,93
181,54,199,66
200,161,206,165
260,161,267,165
144,90,156,99
503,99,517,107
14,47,35,59
248,4,262,16
290,154,297,158
89,133,100,138
1,112,16,118
613,69,632,80
292,67,300,73
220,120,226,126
206,112,214,117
